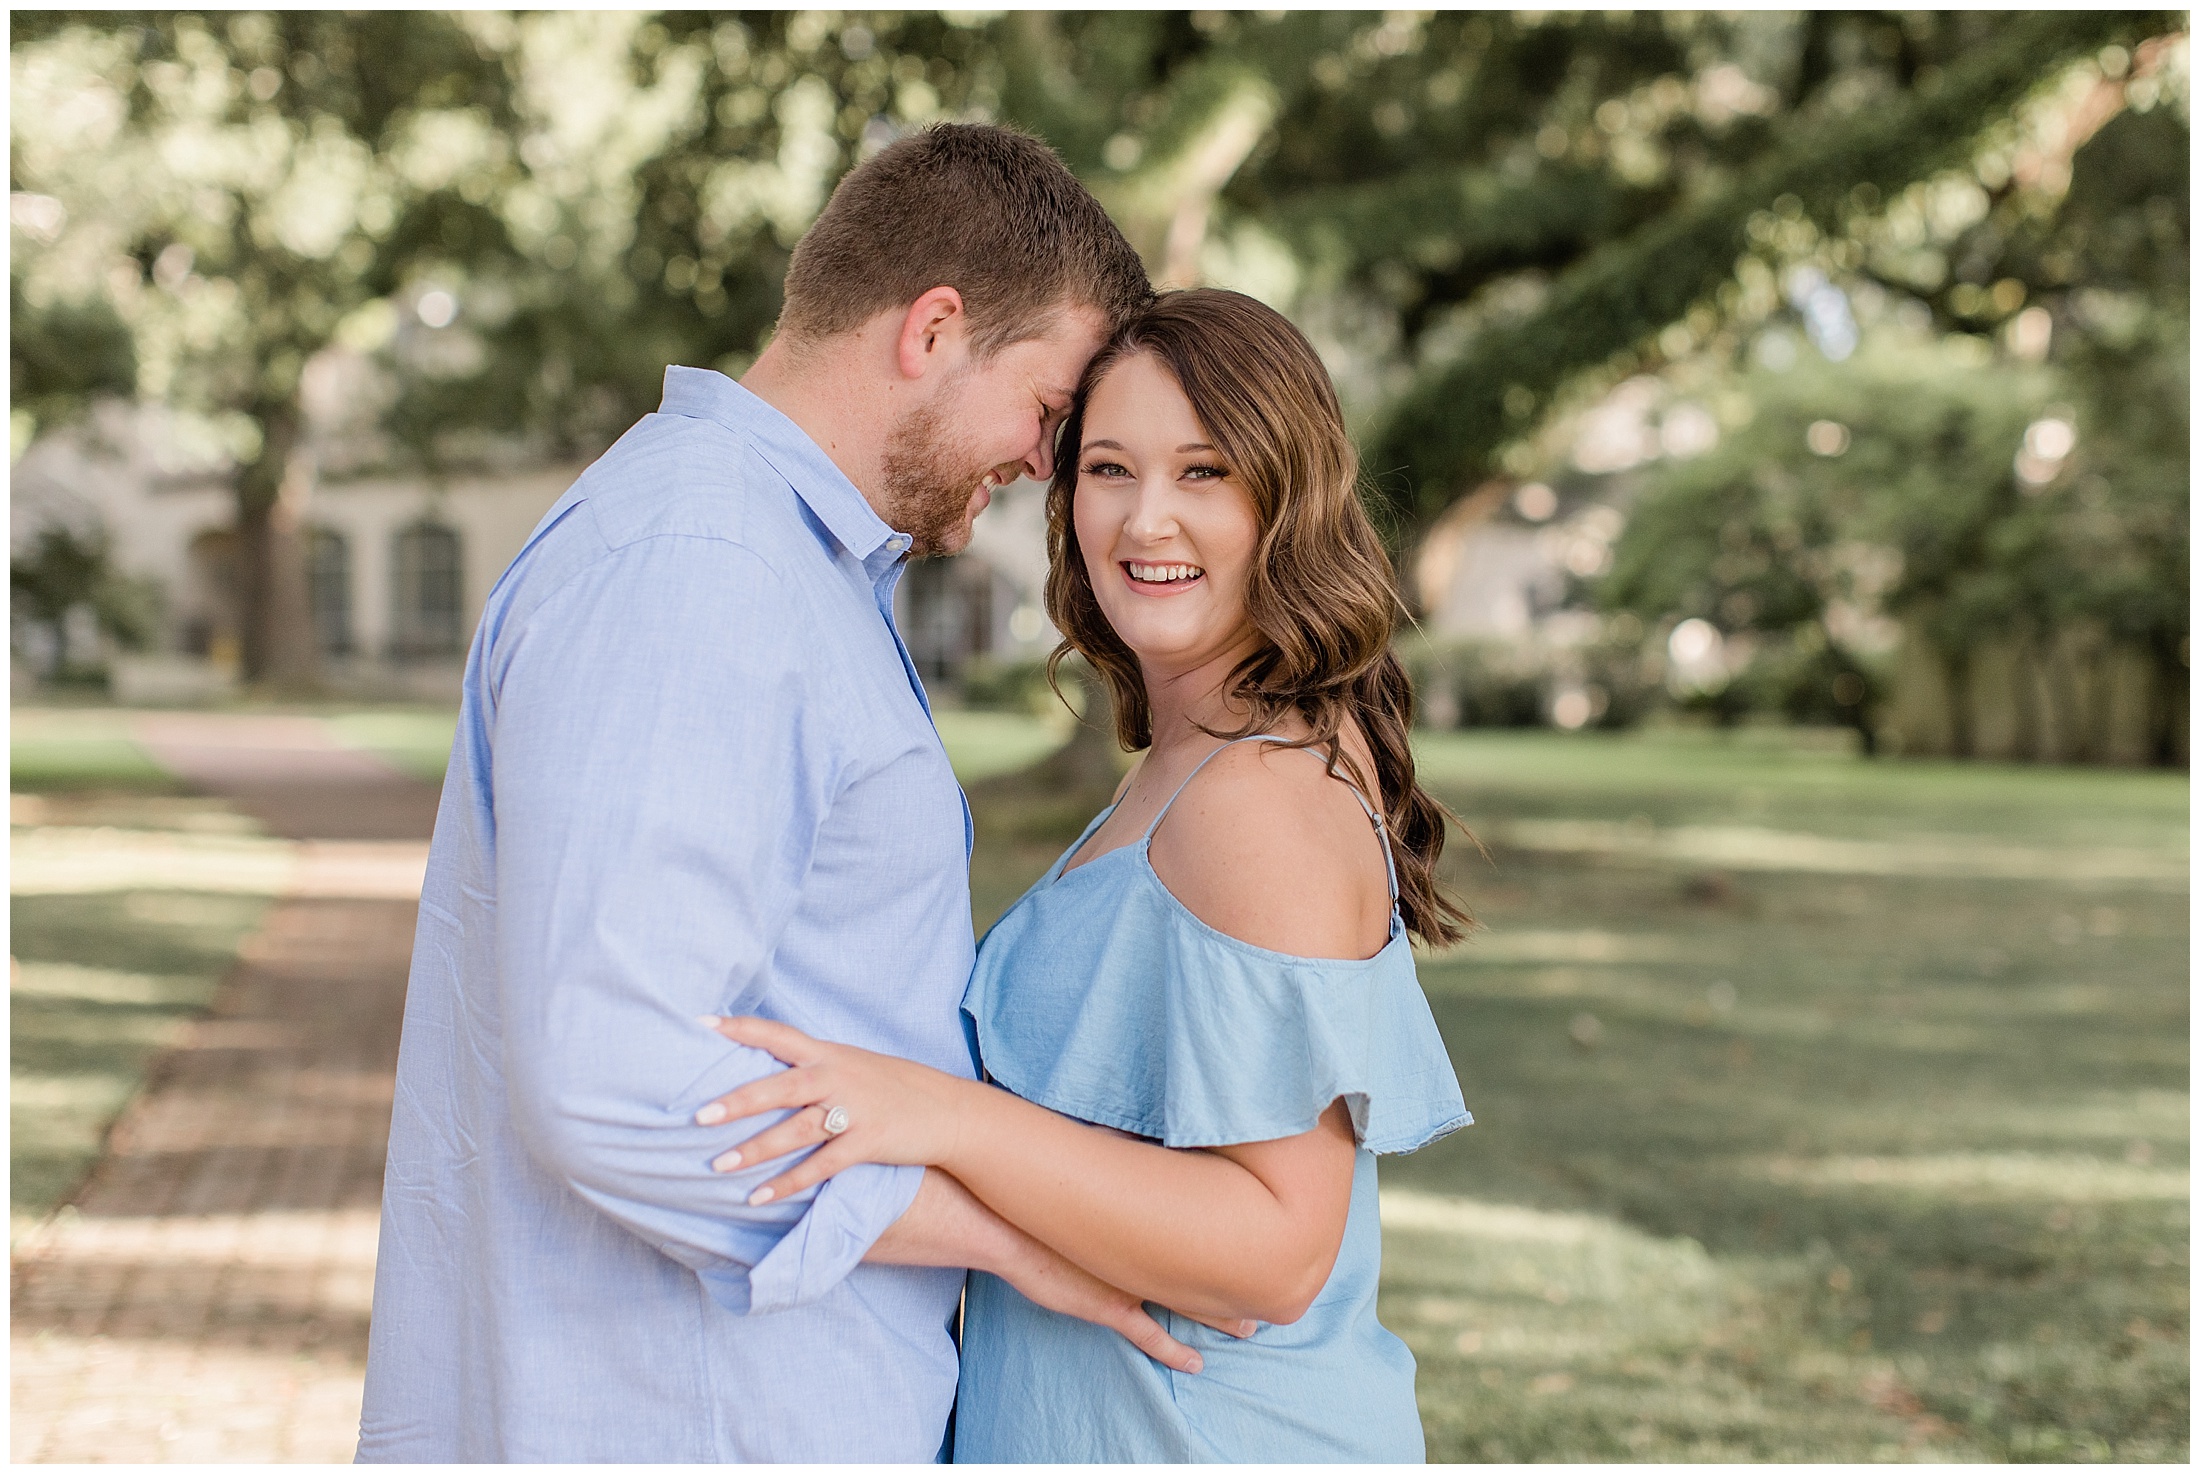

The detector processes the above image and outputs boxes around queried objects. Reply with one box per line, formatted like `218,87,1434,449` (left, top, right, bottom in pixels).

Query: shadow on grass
10,890,270,1231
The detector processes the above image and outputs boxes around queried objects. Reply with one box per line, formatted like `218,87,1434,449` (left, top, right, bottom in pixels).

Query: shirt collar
657,366,909,568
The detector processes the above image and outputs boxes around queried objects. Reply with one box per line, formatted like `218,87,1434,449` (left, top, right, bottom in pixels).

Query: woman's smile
1121,559,1206,593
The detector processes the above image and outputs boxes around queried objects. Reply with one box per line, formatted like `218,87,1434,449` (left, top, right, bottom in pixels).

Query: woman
698,289,1472,1461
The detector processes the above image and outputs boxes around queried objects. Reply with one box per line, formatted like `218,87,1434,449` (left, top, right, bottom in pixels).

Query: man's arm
490,532,919,1315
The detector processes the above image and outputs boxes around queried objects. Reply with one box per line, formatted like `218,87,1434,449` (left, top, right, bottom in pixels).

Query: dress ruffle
963,844,1469,1154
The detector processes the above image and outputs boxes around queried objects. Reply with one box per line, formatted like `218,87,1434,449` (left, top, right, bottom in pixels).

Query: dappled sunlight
10,958,216,1012
1382,1188,1625,1245
1418,927,1701,965
13,826,296,896
1748,1151,2188,1202
1491,817,2186,886
12,826,427,900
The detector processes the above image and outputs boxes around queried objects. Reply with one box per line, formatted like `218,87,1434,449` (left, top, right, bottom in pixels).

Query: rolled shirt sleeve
488,533,921,1313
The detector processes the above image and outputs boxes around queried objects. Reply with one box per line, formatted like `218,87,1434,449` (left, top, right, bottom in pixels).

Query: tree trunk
1849,696,1879,757
1028,658,1123,799
965,657,1128,842
1945,649,1974,759
2151,631,2189,767
235,402,320,692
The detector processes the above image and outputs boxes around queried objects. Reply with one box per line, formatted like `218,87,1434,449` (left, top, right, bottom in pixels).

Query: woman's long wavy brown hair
1044,288,1473,947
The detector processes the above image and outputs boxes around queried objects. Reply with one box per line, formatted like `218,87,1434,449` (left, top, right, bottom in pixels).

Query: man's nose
1022,428,1055,484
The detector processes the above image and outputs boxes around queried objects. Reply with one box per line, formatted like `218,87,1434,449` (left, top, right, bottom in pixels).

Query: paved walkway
11,714,434,1463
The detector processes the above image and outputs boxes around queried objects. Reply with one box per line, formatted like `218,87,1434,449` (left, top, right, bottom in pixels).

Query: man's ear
895,286,968,382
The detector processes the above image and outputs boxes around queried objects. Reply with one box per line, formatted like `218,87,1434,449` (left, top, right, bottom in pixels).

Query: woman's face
1071,352,1263,678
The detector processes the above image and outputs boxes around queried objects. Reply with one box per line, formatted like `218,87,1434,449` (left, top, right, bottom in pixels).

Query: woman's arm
705,1017,1355,1326
700,743,1394,1325
865,1167,1231,1373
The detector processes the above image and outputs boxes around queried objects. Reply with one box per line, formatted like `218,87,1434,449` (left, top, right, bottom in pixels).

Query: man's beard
878,380,997,559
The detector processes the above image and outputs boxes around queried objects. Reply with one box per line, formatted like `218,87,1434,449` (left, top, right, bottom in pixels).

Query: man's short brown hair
778,123,1151,354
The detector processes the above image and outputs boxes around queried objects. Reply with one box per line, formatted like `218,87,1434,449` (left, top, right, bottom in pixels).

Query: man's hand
867,1169,1252,1374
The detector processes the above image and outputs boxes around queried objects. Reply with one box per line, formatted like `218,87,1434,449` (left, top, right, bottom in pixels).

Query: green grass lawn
10,887,270,1241
948,718,2190,1463
9,708,183,794
10,709,275,1242
12,703,2182,1456
320,706,462,782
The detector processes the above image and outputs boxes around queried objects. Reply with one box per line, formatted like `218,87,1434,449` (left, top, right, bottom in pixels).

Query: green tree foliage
1603,38,2187,763
370,9,2187,528
1360,10,2174,530
1602,337,2054,749
12,10,2185,705
391,12,1002,460
1877,85,2190,702
8,277,135,442
10,521,162,681
11,10,521,683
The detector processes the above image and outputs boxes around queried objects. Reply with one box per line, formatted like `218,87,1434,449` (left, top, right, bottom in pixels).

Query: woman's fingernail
711,1151,741,1172
1185,1354,1203,1374
748,1186,774,1206
695,1103,728,1125
696,1015,723,1028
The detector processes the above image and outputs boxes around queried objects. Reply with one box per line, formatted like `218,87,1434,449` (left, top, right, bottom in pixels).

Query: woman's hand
873,1168,1249,1375
694,1015,975,1204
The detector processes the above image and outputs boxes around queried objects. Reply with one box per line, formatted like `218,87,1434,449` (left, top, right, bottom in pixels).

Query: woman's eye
1183,463,1228,481
1081,460,1129,478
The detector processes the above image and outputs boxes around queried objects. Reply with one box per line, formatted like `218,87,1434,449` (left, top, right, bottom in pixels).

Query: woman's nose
1124,480,1178,541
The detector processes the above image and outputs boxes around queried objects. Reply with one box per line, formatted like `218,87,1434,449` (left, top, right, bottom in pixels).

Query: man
357,124,1158,1462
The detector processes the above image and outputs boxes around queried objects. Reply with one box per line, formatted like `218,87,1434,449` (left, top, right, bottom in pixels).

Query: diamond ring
820,1106,851,1137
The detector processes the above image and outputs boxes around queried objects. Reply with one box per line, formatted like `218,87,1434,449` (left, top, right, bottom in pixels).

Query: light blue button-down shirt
358,368,978,1463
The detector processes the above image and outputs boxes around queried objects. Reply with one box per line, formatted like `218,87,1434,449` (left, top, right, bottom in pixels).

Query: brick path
10,715,434,1463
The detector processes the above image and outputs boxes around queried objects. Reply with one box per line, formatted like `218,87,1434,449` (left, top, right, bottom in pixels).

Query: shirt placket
866,537,975,858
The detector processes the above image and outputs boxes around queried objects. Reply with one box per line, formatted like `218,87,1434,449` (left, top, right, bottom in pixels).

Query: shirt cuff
716,1161,925,1316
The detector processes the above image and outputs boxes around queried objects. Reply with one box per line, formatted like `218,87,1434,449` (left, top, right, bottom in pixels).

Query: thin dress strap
1143,734,1400,906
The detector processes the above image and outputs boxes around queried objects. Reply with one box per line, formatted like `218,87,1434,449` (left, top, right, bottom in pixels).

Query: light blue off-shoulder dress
953,735,1470,1463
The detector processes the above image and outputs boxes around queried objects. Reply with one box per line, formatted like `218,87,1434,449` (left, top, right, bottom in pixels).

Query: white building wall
12,400,587,692
305,465,581,658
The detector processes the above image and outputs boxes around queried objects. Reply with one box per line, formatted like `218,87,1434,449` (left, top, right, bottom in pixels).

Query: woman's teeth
1127,563,1203,584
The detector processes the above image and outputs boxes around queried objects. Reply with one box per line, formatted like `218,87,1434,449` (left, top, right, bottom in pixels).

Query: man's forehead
988,300,1111,385
1043,304,1110,347
1027,322,1108,386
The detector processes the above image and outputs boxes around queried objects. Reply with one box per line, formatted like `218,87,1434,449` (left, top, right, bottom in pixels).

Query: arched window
391,521,463,658
307,526,352,655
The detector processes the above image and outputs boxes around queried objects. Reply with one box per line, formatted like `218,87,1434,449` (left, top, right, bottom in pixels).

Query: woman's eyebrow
1081,438,1220,455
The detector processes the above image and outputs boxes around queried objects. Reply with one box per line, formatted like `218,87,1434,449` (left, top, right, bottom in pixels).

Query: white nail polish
696,1103,727,1125
748,1187,774,1206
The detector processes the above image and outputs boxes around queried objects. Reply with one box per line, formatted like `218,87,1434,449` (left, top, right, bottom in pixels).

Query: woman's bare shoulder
1146,738,1392,960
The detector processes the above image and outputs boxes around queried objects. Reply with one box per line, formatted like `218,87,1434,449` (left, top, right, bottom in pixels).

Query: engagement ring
821,1106,851,1137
